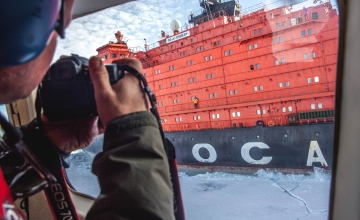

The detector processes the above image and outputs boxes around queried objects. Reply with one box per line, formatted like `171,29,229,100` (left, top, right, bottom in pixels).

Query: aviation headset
0,0,66,67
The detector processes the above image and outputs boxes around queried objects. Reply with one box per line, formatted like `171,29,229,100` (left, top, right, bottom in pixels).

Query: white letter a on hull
307,141,328,167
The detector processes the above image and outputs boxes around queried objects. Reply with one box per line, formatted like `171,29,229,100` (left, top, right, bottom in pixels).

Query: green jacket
86,111,175,220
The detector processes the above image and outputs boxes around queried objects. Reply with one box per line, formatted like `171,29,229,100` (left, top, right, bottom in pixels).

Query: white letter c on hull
241,142,272,165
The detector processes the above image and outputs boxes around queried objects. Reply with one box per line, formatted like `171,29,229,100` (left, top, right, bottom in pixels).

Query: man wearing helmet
0,0,175,219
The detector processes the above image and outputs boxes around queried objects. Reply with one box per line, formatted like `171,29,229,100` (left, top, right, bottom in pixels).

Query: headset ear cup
0,0,62,66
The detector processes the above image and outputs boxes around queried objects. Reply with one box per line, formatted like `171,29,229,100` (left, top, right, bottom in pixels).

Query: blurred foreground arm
86,57,175,220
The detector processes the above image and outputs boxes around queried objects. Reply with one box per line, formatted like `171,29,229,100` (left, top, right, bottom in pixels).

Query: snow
65,150,331,220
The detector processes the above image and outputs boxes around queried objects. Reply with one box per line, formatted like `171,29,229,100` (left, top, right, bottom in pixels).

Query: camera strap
0,113,80,220
119,65,185,220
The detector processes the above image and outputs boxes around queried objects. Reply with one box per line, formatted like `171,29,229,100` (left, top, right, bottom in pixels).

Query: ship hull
165,123,334,170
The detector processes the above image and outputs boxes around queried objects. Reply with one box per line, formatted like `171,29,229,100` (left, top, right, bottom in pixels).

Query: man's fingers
112,58,143,73
89,56,112,94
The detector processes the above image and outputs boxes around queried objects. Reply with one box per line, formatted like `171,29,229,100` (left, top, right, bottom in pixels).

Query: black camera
38,54,124,121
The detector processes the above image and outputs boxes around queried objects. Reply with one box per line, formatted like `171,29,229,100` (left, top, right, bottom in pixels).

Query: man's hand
88,56,147,127
42,115,100,152
43,56,145,152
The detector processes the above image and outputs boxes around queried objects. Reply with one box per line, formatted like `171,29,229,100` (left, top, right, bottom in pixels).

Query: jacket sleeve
86,111,175,220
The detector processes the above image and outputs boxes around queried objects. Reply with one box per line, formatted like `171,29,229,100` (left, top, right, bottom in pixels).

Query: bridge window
254,44,258,49
297,17,303,24
282,21,286,26
170,45,174,49
312,12,318,20
159,85,162,89
211,73,215,78
224,51,228,56
262,109,267,114
248,45,252,50
254,86,258,92
216,114,220,119
301,30,306,36
232,112,235,117
229,90,232,95
318,103,323,109
285,81,290,87
259,28,262,34
218,41,221,46
254,29,258,35
307,78,312,83
304,53,309,60
259,85,264,91
234,89,238,94
105,54,109,59
311,52,316,58
314,76,320,82
273,38,278,44
256,64,261,69
279,82,283,88
308,28,313,34
276,23,280,28
279,36,284,42
288,106,293,112
282,107,286,112
256,110,261,115
112,53,117,58
281,58,286,64
311,104,316,110
204,56,208,61
275,60,279,65
188,77,196,83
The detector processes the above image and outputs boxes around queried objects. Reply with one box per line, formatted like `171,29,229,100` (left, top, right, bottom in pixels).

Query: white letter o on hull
192,144,217,163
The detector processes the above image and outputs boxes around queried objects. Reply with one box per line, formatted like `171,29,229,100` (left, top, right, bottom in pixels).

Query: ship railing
240,0,332,17
190,8,205,19
240,2,265,16
193,10,228,25
147,41,160,50
128,46,145,53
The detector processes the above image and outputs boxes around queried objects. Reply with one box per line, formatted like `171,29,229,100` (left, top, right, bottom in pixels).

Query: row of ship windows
162,31,316,72
167,50,316,73
164,11,319,56
166,40,221,52
273,12,318,30
158,73,215,89
101,53,126,60
161,103,324,122
172,27,311,59
165,76,319,91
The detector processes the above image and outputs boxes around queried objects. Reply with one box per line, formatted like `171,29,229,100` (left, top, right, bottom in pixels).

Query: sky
54,0,266,61
54,0,338,62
